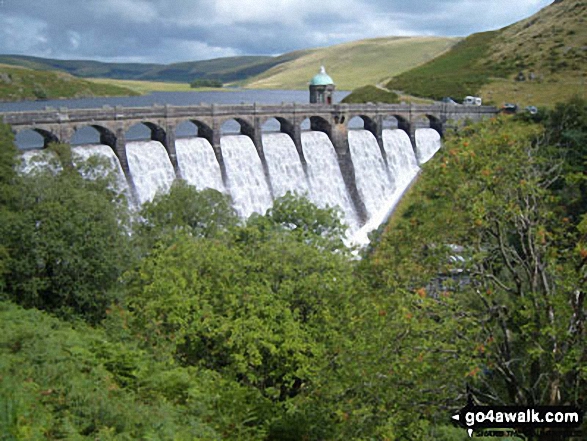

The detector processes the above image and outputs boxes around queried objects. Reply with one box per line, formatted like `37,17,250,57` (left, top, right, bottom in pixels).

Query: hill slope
0,53,308,84
242,37,458,90
0,64,137,102
348,0,586,106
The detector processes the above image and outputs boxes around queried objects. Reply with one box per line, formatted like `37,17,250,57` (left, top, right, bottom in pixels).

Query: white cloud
0,0,555,63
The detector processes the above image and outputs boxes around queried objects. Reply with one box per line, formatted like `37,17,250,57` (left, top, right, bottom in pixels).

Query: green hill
0,64,137,102
0,53,306,84
346,0,587,107
241,36,458,90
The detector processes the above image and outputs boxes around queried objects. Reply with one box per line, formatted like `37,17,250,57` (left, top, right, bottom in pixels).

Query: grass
341,85,399,104
384,31,511,102
479,73,587,108
0,65,137,102
242,36,458,90
87,77,193,93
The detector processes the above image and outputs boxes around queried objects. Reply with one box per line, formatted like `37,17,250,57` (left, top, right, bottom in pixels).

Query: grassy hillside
0,54,305,84
363,0,587,107
241,37,458,90
384,31,507,102
0,64,137,102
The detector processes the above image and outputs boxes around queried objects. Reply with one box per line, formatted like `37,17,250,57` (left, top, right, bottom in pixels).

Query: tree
137,180,238,250
1,142,133,323
362,110,586,439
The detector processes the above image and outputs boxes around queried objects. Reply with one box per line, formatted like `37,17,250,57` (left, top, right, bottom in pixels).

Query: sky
0,0,553,64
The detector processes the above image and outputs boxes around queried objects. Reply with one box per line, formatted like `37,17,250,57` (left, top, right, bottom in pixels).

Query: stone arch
382,115,400,130
308,115,332,137
260,116,297,145
14,127,59,150
346,114,379,140
220,117,256,145
71,124,117,151
175,119,215,146
424,114,443,137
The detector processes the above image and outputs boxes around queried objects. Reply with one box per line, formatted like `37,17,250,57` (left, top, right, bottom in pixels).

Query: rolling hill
347,0,587,107
0,64,137,102
0,53,308,84
241,37,458,90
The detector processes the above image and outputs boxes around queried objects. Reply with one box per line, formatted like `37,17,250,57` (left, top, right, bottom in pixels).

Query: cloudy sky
0,0,552,64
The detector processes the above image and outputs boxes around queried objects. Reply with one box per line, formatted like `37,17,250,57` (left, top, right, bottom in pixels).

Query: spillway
348,130,392,219
19,149,61,175
126,140,176,205
17,126,443,246
72,144,130,197
301,131,360,232
415,128,442,164
350,129,421,245
262,133,309,198
176,137,225,193
221,135,273,219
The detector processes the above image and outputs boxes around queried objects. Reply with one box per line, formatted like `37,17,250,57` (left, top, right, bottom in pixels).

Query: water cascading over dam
19,128,441,244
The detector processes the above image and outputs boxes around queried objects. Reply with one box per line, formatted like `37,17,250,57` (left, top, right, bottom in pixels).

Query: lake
0,89,351,112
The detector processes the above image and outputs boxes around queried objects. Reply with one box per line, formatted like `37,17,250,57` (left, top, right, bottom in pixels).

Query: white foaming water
126,140,176,205
383,129,420,191
350,129,422,246
262,133,309,198
348,130,392,219
301,131,359,232
19,149,61,175
72,144,130,196
176,137,225,192
415,128,442,164
221,135,273,218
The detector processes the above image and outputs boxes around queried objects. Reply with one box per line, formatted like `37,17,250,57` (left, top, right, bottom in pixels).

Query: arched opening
175,120,199,138
425,114,443,137
413,115,431,130
14,129,49,150
126,123,152,141
347,116,365,130
261,117,281,133
307,116,331,136
220,119,242,135
71,126,102,145
300,118,311,132
382,116,399,130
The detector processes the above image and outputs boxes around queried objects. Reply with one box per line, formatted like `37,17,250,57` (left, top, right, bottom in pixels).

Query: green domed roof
309,66,334,86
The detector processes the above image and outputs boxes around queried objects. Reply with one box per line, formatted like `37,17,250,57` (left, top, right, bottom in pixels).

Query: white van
463,96,482,106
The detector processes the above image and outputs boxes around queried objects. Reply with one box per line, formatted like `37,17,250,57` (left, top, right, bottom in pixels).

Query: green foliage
342,85,400,104
385,31,513,101
0,301,223,440
137,180,239,249
190,79,223,88
250,191,348,251
365,106,587,416
0,142,132,324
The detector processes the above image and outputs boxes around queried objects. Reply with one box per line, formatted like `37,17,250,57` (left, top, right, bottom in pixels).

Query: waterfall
262,133,309,198
176,137,225,192
221,135,273,218
72,144,130,197
383,129,420,191
16,125,443,247
415,128,442,164
348,130,392,219
301,131,359,232
126,140,176,205
19,149,61,175
350,129,421,245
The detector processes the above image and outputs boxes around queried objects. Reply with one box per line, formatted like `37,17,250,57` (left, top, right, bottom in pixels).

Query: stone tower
309,66,335,104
